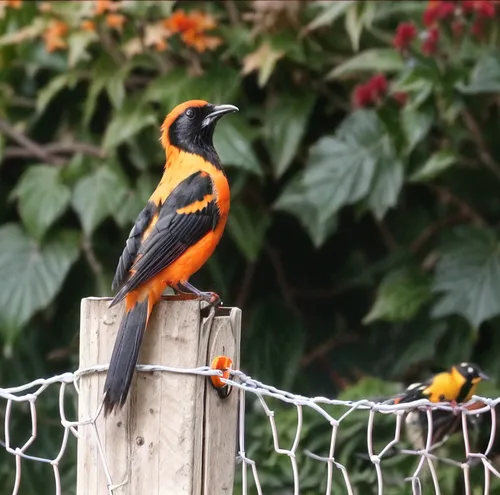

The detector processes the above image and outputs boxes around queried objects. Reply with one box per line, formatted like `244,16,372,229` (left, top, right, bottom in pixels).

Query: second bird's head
454,362,489,384
161,99,238,161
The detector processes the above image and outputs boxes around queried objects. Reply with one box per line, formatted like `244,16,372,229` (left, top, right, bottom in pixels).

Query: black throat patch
168,108,223,169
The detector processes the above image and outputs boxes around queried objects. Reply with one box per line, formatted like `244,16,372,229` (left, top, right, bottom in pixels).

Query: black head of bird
455,362,489,385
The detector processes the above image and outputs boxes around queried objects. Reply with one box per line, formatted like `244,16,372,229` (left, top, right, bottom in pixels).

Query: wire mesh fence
1,365,499,495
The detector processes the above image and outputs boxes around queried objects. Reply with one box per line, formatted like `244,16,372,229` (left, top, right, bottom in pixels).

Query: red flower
352,84,374,108
352,74,388,108
476,1,495,17
423,4,440,26
422,26,440,55
393,22,417,50
471,18,486,37
393,92,408,107
369,74,388,97
423,1,456,25
438,1,456,18
462,1,497,16
461,0,477,13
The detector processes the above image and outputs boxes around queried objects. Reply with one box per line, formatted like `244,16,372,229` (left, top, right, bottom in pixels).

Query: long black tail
103,299,149,416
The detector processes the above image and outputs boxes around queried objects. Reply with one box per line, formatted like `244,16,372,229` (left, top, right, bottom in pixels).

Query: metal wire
0,365,499,494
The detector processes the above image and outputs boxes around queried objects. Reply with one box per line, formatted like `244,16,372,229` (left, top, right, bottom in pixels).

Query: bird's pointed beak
479,371,490,380
202,104,239,127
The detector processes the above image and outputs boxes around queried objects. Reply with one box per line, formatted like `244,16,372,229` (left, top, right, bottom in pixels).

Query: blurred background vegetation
1,0,500,493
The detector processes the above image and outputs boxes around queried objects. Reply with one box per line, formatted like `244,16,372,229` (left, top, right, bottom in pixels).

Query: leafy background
1,0,500,493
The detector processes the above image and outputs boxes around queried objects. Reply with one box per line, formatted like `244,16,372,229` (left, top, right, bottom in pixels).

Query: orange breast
133,149,229,300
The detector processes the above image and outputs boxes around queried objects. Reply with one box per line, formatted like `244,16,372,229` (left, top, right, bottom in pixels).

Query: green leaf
264,93,315,178
305,0,354,31
275,111,384,246
103,100,157,151
12,165,71,240
213,115,261,176
401,105,434,153
368,155,404,220
84,57,131,124
274,172,339,248
432,228,500,328
144,68,189,106
0,224,80,334
36,73,77,114
363,266,431,324
113,173,156,227
227,203,270,262
410,150,457,183
242,42,284,88
458,53,500,94
67,30,96,68
145,67,240,113
106,69,127,109
373,1,426,20
327,48,405,79
345,2,373,52
72,166,128,235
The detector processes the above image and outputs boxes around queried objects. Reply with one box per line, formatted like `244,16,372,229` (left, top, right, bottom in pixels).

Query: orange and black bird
392,362,489,405
103,100,238,416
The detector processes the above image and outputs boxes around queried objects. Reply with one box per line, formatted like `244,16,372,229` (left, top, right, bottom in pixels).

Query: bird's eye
185,108,195,119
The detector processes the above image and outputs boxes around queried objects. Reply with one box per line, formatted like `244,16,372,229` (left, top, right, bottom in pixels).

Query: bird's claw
202,292,222,307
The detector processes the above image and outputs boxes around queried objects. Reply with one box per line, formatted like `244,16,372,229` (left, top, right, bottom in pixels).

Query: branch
235,261,256,310
318,356,349,391
410,213,470,254
301,334,359,368
374,218,399,251
44,142,106,158
429,184,487,227
461,109,500,182
97,26,125,66
4,142,106,161
82,237,108,296
264,244,301,317
224,0,241,26
0,118,66,166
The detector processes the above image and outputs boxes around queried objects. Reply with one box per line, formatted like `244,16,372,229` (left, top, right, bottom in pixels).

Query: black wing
112,201,158,292
110,171,219,306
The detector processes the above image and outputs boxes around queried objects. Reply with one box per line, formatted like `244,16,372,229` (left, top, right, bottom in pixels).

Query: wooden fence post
76,297,241,495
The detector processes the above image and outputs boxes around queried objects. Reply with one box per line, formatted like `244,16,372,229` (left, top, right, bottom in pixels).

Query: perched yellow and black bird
392,362,489,405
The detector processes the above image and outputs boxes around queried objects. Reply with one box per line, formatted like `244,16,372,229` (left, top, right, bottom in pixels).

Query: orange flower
163,10,199,34
81,20,96,32
6,0,22,8
105,13,126,32
188,11,217,32
163,9,222,53
95,0,119,16
43,19,69,52
182,31,222,53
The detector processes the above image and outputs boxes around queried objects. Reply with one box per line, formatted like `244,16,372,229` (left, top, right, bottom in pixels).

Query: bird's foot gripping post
173,281,222,317
77,297,241,495
174,281,222,305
